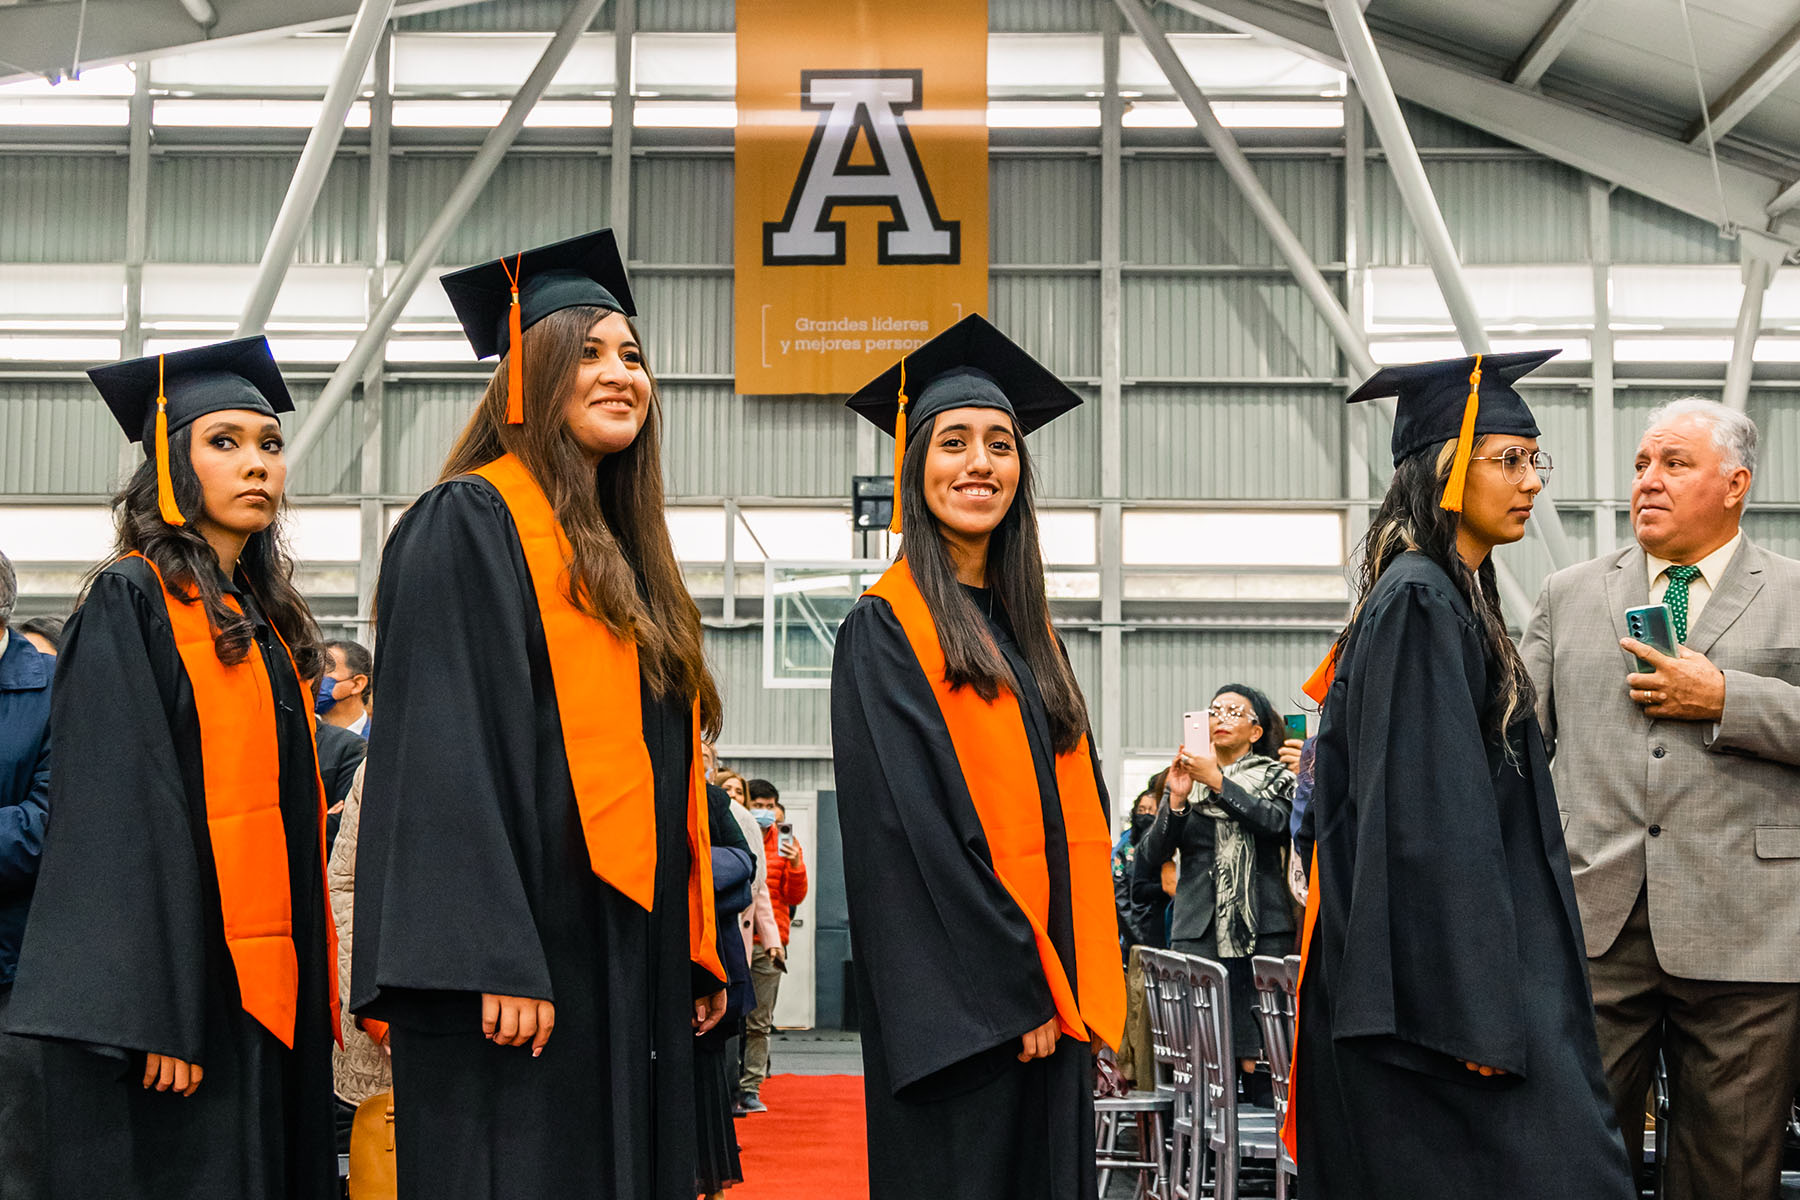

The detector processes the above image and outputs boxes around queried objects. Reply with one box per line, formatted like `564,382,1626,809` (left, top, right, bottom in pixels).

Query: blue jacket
0,633,52,985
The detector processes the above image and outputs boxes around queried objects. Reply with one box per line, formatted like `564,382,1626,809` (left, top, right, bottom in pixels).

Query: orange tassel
888,356,908,535
154,355,185,527
502,253,525,425
1439,353,1483,513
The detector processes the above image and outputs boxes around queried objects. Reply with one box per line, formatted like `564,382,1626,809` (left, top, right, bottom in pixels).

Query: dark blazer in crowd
316,719,367,849
1139,758,1295,946
1127,838,1170,949
0,632,52,984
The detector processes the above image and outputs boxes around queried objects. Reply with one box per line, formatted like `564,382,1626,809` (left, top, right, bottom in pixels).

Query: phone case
1182,711,1207,752
1284,714,1307,740
1625,604,1677,674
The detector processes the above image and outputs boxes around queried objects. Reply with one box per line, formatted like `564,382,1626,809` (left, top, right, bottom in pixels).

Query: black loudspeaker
852,475,894,531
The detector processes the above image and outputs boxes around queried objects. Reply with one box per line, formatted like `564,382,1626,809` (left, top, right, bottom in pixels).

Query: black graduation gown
352,478,718,1200
5,556,337,1200
831,586,1098,1200
1295,552,1634,1199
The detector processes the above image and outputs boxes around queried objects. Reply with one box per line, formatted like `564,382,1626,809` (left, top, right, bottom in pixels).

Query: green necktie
1663,564,1702,644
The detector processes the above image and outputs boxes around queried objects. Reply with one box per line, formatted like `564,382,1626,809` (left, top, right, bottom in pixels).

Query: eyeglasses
1467,447,1554,486
1206,703,1252,723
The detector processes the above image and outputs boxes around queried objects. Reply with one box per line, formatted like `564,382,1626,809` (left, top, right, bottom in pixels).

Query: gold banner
733,0,989,395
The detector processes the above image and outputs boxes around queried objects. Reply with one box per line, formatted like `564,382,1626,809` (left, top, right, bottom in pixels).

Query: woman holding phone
1139,683,1294,1090
1288,351,1634,1199
831,316,1124,1200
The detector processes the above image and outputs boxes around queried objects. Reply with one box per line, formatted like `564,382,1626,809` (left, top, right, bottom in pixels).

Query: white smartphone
1182,711,1208,753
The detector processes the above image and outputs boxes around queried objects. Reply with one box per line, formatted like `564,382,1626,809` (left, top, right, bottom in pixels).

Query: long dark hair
896,410,1091,755
1213,682,1283,759
98,423,325,679
439,304,722,739
1338,436,1533,740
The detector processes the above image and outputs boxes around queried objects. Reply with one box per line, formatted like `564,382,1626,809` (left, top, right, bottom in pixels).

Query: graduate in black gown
6,337,338,1200
352,229,727,1200
831,316,1125,1200
1290,351,1635,1199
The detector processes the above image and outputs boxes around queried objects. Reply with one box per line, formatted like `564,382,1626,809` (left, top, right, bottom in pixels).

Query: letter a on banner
735,0,988,395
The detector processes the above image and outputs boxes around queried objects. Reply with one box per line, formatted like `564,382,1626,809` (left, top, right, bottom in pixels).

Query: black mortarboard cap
440,228,635,361
89,335,293,448
846,314,1081,438
1347,349,1556,467
87,335,294,527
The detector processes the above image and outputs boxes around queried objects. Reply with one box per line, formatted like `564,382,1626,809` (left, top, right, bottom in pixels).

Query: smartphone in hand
1625,604,1678,674
1181,711,1207,754
777,822,796,856
1283,713,1307,740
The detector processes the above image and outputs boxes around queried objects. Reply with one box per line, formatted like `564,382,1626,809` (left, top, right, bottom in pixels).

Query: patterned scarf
1197,754,1289,958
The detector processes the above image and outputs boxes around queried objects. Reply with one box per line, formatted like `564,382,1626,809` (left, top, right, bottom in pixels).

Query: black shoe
741,1092,768,1114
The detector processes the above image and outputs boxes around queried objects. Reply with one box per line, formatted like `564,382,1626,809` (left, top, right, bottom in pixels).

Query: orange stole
136,554,338,1049
472,454,722,979
867,561,1124,1048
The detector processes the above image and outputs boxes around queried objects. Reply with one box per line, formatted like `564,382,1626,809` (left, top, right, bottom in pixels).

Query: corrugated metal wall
149,152,368,264
390,153,613,264
0,154,128,261
0,381,121,495
2,17,1795,771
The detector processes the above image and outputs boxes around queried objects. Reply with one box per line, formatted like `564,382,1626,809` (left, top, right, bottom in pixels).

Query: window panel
735,508,853,562
1122,510,1343,567
0,265,126,321
0,506,114,561
390,32,614,92
150,36,365,90
287,506,362,562
634,33,734,96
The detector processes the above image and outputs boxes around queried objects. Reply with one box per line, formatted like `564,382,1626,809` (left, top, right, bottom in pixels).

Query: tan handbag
348,1090,397,1200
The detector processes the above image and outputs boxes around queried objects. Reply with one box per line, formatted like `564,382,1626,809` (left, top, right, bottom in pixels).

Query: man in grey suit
1523,398,1800,1200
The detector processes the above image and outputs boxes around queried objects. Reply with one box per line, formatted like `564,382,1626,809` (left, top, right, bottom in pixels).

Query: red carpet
731,1074,869,1200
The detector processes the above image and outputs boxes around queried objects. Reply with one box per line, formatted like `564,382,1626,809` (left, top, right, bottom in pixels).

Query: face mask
1131,812,1155,838
752,809,778,829
315,675,340,716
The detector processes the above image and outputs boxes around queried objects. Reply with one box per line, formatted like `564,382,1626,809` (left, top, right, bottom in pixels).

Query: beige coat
728,801,780,965
1523,538,1800,983
329,761,391,1104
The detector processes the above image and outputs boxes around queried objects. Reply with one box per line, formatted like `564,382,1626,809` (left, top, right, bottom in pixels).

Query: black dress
696,784,751,1195
352,479,716,1200
6,556,338,1200
1294,551,1635,1199
831,585,1098,1200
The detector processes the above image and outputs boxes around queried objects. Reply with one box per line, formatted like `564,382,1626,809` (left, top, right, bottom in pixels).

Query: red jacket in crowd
758,824,809,947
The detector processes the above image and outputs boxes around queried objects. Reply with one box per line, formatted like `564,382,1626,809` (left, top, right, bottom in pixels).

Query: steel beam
1685,18,1800,145
1160,0,1794,243
1099,6,1126,817
287,0,610,469
238,0,396,338
0,0,486,85
1343,85,1373,540
1588,178,1617,553
1114,0,1377,380
1508,0,1600,90
609,0,635,260
1723,257,1774,413
356,22,393,634
120,66,151,488
1323,0,1573,573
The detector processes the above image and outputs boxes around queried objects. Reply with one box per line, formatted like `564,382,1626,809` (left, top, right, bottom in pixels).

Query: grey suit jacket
1522,536,1800,983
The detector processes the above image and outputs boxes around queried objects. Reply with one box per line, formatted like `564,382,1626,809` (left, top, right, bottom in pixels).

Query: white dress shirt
1646,530,1742,639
